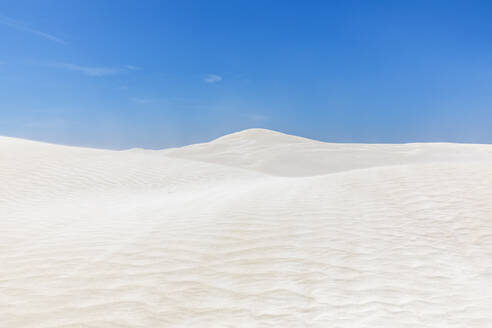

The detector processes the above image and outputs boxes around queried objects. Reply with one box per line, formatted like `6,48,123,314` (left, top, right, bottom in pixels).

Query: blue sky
1,0,492,148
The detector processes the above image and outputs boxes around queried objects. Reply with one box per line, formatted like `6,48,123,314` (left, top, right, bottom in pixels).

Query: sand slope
1,129,492,327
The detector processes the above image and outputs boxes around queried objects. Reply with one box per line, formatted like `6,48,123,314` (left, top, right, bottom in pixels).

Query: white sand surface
1,128,492,327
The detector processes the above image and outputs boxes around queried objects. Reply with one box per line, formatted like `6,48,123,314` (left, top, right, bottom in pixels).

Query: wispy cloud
41,62,140,77
130,97,154,104
0,14,66,44
248,114,269,122
204,74,222,84
52,63,122,76
124,65,140,70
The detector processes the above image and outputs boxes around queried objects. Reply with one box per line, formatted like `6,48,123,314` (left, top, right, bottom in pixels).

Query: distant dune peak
163,128,492,177
211,128,309,145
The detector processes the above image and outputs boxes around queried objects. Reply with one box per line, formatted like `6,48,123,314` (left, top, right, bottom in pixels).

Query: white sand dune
1,128,492,327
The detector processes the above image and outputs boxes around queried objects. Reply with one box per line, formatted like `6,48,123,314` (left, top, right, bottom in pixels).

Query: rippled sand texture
2,128,492,327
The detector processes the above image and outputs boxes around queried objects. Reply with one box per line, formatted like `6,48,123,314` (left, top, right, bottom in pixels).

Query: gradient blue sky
1,0,492,148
